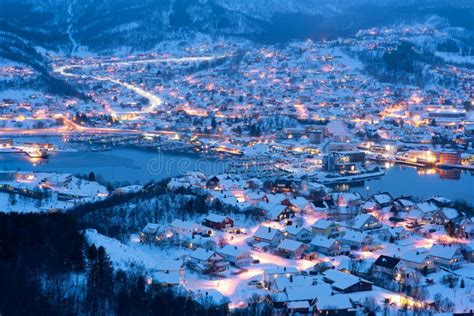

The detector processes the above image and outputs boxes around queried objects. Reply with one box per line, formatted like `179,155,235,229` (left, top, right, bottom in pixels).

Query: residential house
379,226,411,242
310,236,349,256
284,285,318,313
400,250,437,273
272,179,297,193
206,176,221,190
253,225,284,248
416,201,439,220
260,203,295,221
361,201,378,213
348,214,382,232
459,220,474,239
433,208,462,225
372,255,401,280
202,213,234,230
263,266,299,289
216,245,252,267
427,196,451,208
371,192,394,208
277,239,309,259
286,197,315,213
244,190,267,206
140,223,165,243
282,225,313,243
311,219,339,238
340,231,373,250
428,244,464,270
150,259,185,286
394,197,416,212
187,248,228,274
273,275,315,293
323,269,373,293
169,219,208,235
335,192,364,208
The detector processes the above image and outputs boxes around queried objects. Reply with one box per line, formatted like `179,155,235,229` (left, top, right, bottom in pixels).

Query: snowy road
53,55,227,116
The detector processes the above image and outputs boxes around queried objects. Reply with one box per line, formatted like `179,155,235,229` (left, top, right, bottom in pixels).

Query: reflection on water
344,165,474,203
0,148,225,185
1,136,473,203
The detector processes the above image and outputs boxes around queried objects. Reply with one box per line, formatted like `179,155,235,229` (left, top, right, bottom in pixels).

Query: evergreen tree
88,172,96,182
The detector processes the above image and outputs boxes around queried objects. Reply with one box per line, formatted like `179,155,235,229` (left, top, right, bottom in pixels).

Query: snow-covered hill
2,0,474,53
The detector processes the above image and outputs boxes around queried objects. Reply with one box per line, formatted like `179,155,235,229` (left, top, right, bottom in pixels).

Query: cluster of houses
137,172,474,313
0,171,109,207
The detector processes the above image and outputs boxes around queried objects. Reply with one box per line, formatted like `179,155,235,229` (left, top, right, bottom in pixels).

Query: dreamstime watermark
146,152,286,177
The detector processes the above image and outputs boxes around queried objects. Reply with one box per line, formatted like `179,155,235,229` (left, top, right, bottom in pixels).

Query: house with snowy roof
372,255,401,280
310,236,349,256
187,248,228,274
263,266,299,289
244,190,267,205
371,192,394,208
315,291,354,316
264,193,287,205
149,259,185,286
416,201,439,219
202,213,234,230
282,225,313,242
400,250,437,273
334,192,364,208
432,207,462,225
323,269,372,293
253,225,284,247
428,244,464,270
273,275,315,293
311,219,340,238
393,197,416,211
140,223,166,243
339,231,373,250
284,283,355,315
169,219,209,236
427,196,451,208
271,179,298,194
258,203,295,221
216,245,252,267
284,285,318,312
285,197,316,213
205,176,220,190
347,214,382,232
361,200,378,213
150,270,181,286
381,226,411,241
277,239,309,259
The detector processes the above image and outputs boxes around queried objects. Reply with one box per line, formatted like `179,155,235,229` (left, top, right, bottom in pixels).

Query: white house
348,214,381,232
310,236,348,256
277,239,309,259
282,225,313,242
253,225,284,247
263,266,299,289
216,245,252,267
339,231,373,250
428,244,464,270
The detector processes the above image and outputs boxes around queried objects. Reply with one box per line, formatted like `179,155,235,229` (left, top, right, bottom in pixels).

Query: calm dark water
350,165,474,204
0,141,225,185
1,137,473,202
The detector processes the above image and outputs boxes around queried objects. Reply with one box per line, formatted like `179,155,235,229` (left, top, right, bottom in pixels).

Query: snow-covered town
1,1,474,315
